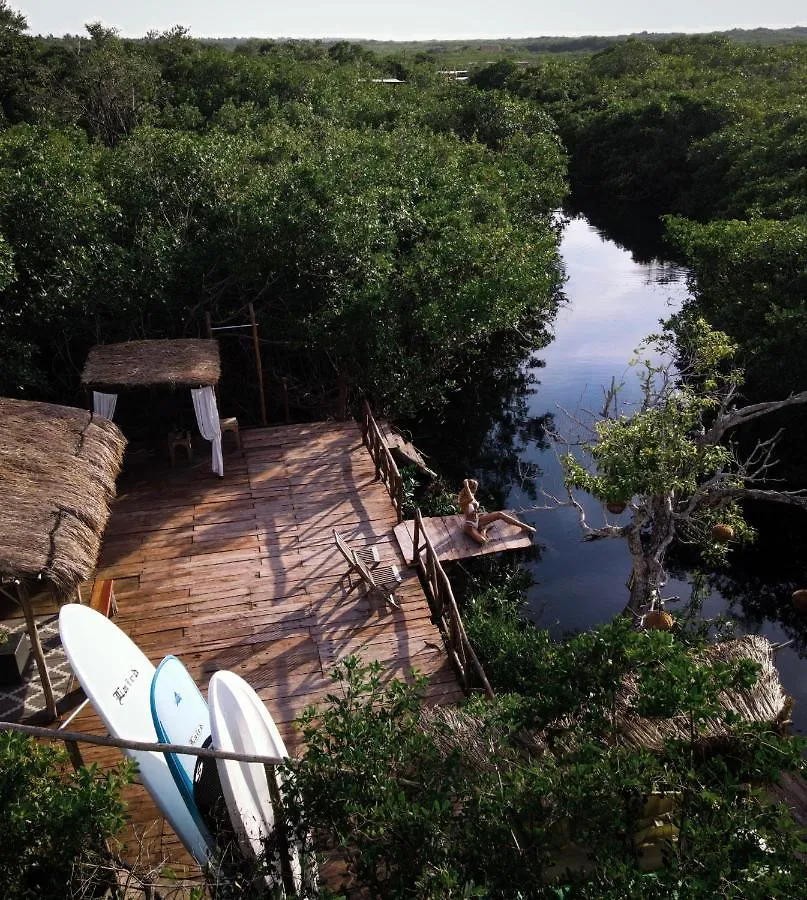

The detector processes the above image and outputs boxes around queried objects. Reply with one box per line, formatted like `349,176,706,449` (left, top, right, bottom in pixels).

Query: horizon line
28,22,807,42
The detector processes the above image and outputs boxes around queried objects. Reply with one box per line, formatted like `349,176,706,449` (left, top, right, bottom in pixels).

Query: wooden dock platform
55,420,463,875
394,513,535,565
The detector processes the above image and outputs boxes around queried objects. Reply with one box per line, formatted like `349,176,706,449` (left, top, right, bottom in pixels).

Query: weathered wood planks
60,420,463,876
394,512,535,564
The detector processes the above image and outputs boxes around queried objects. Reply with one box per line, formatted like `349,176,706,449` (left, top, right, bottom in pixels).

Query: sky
17,0,807,40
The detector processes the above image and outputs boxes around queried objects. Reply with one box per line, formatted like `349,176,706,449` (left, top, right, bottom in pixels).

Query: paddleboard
58,604,214,866
150,655,214,843
208,670,304,892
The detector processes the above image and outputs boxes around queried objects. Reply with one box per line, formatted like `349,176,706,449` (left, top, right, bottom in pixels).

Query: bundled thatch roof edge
0,399,126,595
81,339,221,389
418,635,791,765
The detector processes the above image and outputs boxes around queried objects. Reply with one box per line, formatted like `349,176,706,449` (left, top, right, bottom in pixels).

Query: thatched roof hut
0,398,126,592
419,635,790,762
616,635,791,750
81,339,221,390
0,398,126,718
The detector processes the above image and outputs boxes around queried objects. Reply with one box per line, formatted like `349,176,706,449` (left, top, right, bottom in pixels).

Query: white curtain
191,385,223,477
92,391,118,420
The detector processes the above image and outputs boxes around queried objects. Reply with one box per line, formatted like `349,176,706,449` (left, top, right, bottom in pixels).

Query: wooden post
388,452,403,522
17,582,57,720
204,312,213,339
59,698,90,770
412,511,422,567
337,375,349,421
281,377,290,424
361,399,371,447
372,429,382,482
64,740,85,770
249,302,268,426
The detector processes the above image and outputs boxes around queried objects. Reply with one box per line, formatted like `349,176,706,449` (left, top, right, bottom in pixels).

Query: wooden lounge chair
333,529,401,608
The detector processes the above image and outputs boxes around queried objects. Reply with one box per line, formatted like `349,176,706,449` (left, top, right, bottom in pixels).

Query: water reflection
415,213,807,732
566,194,676,265
410,334,551,509
520,216,807,732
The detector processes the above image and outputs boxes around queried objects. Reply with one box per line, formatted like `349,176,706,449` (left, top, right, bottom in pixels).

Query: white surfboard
58,605,214,866
208,670,303,892
150,655,214,843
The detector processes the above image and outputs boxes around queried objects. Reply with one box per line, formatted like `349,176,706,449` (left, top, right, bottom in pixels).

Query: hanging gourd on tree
711,523,734,542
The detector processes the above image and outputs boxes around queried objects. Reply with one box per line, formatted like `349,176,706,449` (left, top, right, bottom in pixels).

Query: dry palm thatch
616,635,791,751
418,636,789,760
0,398,126,595
81,339,221,389
419,705,528,773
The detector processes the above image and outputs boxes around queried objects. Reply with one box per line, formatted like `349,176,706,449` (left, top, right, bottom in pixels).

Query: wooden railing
361,399,404,522
361,400,492,696
411,509,494,698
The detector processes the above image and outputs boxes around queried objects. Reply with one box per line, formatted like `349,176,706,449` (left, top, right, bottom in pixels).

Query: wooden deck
63,421,463,874
394,513,535,565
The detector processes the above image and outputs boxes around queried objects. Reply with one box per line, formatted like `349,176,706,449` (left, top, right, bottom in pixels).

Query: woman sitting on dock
458,478,536,545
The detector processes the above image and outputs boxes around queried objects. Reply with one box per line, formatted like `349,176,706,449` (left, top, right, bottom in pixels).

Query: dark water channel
422,213,807,733
509,215,692,632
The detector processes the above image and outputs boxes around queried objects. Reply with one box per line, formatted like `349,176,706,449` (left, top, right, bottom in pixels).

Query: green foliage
0,733,134,899
685,108,807,220
588,39,662,78
563,317,757,562
289,649,807,898
466,598,758,733
400,467,458,519
504,36,807,219
553,311,807,614
667,216,807,398
57,26,162,145
0,229,14,289
0,38,566,415
566,94,735,212
564,399,728,502
0,1,26,32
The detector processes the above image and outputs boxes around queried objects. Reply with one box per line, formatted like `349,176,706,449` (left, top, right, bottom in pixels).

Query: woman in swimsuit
457,478,536,545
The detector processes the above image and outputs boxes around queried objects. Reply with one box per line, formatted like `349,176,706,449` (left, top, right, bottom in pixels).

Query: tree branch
700,390,807,445
716,487,807,510
537,486,632,540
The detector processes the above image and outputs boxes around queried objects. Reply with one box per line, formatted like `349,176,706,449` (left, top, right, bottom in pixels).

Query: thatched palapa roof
616,635,791,750
0,398,126,595
419,635,790,764
81,339,220,390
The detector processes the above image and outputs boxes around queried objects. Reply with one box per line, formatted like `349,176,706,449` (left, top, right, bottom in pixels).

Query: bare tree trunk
627,526,652,612
626,494,676,613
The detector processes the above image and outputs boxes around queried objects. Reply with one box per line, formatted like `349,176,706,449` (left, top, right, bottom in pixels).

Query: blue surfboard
150,655,214,843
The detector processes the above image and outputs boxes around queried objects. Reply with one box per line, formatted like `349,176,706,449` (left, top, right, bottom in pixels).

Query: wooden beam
0,720,286,764
17,582,57,720
249,302,268,426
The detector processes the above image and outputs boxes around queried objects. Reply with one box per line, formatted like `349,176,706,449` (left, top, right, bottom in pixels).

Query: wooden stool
168,429,193,466
220,416,241,450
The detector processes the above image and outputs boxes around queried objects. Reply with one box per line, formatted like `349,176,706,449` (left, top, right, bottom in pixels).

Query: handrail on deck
360,401,491,696
361,399,404,522
0,719,287,765
412,509,494,699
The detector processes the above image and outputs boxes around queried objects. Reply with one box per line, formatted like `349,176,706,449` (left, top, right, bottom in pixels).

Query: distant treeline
198,26,807,61
471,35,807,477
